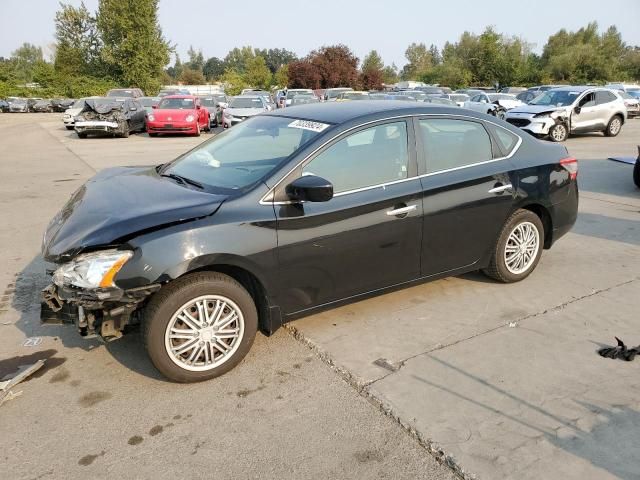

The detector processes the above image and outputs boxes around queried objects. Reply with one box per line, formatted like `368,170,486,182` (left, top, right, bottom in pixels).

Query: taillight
560,157,578,180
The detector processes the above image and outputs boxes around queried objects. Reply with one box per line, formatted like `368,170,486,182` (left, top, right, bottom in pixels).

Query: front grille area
506,118,531,127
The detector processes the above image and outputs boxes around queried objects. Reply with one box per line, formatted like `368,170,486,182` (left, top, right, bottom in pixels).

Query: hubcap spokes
610,119,620,134
504,222,540,275
165,295,244,371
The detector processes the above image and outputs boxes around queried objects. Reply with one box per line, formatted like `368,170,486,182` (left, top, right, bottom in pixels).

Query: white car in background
62,97,100,130
463,93,525,119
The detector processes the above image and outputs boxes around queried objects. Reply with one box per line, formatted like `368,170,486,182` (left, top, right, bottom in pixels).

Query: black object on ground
598,337,640,361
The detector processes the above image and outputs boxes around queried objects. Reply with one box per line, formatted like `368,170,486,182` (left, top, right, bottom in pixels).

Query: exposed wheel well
611,113,625,125
187,264,271,334
521,204,553,248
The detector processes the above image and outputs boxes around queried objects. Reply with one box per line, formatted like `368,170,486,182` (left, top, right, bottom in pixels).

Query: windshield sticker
288,119,330,132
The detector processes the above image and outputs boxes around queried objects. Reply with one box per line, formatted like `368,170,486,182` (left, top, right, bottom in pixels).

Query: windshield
163,116,327,193
287,90,311,99
327,89,351,99
489,94,516,101
107,89,134,97
342,92,368,100
200,96,225,107
139,97,158,107
627,90,640,99
529,90,581,107
158,98,194,109
14,99,27,104
229,97,264,109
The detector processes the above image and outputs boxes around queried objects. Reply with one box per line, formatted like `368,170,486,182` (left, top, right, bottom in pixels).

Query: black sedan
41,102,578,382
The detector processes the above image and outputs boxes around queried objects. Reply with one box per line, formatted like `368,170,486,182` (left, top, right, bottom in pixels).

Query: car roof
266,100,469,124
164,95,196,99
547,86,592,92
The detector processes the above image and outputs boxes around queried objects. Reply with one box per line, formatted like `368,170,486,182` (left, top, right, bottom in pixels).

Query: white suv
504,86,627,142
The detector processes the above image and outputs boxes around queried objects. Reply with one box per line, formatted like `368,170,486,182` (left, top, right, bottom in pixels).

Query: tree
255,48,298,73
203,56,224,80
166,53,183,80
287,60,321,89
179,67,206,84
382,64,399,84
11,43,43,83
361,50,384,72
401,42,433,80
308,45,359,88
274,64,289,87
96,0,171,94
360,50,385,90
223,46,255,73
187,45,204,72
54,2,101,76
244,55,272,89
220,68,248,95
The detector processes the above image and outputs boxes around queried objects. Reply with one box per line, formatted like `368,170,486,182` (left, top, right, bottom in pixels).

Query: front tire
65,125,74,130
548,123,568,142
143,272,258,383
604,115,622,137
120,122,130,138
482,209,544,283
194,123,201,137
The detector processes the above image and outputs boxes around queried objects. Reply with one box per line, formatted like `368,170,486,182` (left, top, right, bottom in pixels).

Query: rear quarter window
489,126,519,156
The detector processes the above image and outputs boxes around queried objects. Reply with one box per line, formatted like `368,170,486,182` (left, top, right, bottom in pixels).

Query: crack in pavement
386,276,640,376
39,122,97,174
580,192,640,209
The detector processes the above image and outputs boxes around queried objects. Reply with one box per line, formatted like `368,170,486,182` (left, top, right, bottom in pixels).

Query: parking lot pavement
289,120,640,479
1,113,638,480
0,114,456,480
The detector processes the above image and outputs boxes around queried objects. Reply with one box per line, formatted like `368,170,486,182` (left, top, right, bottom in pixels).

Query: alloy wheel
164,295,245,372
550,124,567,142
609,118,621,135
503,222,540,275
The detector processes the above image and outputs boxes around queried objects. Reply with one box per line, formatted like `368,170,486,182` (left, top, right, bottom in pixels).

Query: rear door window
419,118,493,173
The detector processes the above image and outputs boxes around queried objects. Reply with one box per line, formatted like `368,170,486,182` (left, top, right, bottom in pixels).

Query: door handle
386,204,417,216
488,184,513,194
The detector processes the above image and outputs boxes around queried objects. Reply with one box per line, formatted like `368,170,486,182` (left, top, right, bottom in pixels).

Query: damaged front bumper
41,282,160,341
74,120,120,133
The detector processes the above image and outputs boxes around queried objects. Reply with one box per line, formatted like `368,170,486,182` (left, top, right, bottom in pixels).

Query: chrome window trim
259,113,522,206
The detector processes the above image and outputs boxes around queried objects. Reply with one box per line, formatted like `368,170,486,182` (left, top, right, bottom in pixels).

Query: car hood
226,107,263,117
151,109,196,121
507,104,570,116
42,166,227,262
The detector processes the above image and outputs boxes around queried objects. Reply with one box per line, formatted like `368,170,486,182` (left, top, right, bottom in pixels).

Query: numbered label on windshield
288,119,330,133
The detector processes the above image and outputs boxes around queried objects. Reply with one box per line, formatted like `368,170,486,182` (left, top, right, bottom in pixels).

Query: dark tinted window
596,91,616,104
303,122,408,193
419,119,492,173
490,126,519,155
578,92,596,108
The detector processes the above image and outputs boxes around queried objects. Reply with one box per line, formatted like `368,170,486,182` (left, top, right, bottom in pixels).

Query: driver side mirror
574,106,581,114
285,175,333,203
152,105,157,109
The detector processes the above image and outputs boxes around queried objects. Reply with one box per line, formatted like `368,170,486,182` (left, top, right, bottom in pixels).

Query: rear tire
148,132,158,137
65,126,74,130
604,115,622,137
482,209,544,283
77,131,87,139
548,123,568,142
143,272,258,383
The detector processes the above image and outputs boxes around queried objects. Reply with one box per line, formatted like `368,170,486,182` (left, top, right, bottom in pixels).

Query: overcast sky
1,0,639,68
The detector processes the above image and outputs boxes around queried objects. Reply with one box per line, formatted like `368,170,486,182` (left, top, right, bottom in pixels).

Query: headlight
185,114,195,122
147,114,155,121
53,250,133,289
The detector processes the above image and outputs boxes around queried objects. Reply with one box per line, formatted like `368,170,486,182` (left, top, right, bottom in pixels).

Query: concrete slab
368,280,640,480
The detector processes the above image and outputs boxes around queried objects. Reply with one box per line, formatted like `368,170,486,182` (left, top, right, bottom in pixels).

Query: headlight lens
185,114,195,122
147,114,155,121
53,250,133,289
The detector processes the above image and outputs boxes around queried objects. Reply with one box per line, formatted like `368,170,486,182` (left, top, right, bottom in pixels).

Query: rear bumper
548,182,579,247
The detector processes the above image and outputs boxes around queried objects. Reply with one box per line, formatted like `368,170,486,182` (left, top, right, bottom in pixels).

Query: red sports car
147,95,210,136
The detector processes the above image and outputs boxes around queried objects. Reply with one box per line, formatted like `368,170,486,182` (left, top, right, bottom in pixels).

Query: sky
1,0,639,68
